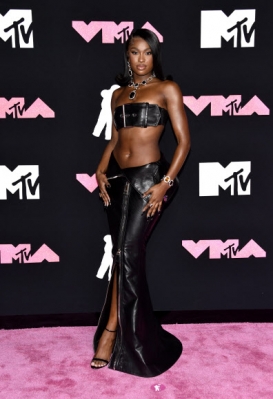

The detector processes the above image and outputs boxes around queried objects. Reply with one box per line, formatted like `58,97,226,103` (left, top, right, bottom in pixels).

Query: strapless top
113,102,169,130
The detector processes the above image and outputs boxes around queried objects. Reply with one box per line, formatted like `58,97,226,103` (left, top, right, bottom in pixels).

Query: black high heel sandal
91,327,117,369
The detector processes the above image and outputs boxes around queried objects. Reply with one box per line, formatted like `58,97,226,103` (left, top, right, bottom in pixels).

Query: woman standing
91,28,190,377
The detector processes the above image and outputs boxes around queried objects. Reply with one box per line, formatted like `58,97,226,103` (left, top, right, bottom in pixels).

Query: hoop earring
127,61,133,77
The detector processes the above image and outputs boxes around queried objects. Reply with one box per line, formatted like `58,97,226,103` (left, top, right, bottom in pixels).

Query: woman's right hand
96,171,111,206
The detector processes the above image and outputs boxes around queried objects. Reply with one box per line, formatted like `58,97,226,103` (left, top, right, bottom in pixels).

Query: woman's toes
91,359,108,368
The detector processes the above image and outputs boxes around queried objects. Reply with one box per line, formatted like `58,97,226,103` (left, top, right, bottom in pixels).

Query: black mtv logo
4,17,33,48
12,172,39,199
15,247,32,263
227,17,255,48
8,101,25,118
223,243,240,258
225,99,241,115
117,26,130,42
224,168,251,196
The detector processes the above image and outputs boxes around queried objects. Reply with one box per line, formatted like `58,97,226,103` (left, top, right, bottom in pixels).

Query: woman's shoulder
157,79,183,101
112,86,123,97
111,86,124,106
159,79,182,92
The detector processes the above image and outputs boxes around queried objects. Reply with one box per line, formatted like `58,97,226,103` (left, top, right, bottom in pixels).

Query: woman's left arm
143,81,191,217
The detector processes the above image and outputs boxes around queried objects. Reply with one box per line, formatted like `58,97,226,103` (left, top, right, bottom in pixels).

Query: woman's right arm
96,89,120,206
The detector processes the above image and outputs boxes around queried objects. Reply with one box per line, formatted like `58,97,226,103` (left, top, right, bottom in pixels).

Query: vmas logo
0,9,33,48
0,165,40,200
0,98,55,119
0,244,59,264
72,21,163,43
183,95,269,117
182,239,266,259
199,162,251,197
201,9,255,48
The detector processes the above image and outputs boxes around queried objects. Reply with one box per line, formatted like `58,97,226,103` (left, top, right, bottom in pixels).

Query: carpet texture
0,323,272,399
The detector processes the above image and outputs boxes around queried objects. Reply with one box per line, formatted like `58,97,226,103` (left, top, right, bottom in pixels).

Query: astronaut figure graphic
96,235,113,280
92,85,120,140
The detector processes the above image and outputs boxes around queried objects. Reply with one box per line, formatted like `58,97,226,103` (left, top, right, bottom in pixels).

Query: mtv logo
201,9,255,48
0,9,33,48
199,162,251,196
0,165,39,200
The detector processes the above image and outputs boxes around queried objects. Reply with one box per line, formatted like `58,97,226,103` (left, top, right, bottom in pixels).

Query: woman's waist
108,151,169,176
106,151,175,197
112,148,161,170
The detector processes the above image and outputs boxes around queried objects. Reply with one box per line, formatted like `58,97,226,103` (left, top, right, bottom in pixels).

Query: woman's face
127,36,154,80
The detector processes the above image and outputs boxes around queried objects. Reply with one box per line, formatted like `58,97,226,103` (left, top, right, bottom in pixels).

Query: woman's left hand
142,182,169,217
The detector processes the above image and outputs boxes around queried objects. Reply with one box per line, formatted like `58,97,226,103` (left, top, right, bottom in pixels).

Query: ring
149,204,153,208
99,192,102,197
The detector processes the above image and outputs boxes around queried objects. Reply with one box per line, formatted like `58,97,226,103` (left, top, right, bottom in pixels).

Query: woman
91,28,190,377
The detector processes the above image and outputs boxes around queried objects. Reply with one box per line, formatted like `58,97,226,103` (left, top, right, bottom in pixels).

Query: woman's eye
146,51,152,55
131,51,138,55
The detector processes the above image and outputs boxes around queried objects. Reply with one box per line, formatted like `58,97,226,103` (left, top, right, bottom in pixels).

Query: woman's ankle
106,318,118,332
105,327,117,333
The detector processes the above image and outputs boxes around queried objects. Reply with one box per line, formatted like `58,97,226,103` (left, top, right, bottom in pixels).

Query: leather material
93,153,182,377
113,102,169,130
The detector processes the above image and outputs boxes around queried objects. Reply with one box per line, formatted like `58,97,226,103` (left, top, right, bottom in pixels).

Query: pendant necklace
128,72,156,100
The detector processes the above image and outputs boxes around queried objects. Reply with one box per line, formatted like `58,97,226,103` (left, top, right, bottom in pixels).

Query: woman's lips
136,65,146,70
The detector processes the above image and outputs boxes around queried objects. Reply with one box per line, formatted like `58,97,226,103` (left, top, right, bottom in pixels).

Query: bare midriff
112,125,164,168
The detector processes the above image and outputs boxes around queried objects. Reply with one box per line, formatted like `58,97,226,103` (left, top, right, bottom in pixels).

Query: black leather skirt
93,153,182,377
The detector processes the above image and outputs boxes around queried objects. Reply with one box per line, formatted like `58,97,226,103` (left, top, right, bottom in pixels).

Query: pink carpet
0,323,272,399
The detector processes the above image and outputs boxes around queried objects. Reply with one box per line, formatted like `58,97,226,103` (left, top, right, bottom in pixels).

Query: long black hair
116,28,171,86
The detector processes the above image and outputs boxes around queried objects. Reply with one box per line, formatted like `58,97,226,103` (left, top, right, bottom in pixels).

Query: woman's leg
91,266,118,368
91,170,124,369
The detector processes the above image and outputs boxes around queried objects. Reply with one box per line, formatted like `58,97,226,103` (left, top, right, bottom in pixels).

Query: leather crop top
113,102,169,130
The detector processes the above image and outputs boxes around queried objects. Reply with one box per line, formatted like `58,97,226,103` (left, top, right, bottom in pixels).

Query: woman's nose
138,53,145,62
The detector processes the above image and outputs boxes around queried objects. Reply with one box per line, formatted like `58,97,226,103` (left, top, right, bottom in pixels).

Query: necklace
128,72,156,100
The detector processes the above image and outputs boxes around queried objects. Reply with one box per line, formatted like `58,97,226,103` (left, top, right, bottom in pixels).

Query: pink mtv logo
0,244,60,264
0,98,55,118
182,239,266,259
183,95,270,116
76,173,98,193
72,21,163,43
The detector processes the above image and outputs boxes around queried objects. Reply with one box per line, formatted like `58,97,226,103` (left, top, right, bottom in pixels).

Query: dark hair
116,28,171,86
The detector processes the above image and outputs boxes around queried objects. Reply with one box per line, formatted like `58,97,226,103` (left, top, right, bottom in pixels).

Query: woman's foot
91,327,117,369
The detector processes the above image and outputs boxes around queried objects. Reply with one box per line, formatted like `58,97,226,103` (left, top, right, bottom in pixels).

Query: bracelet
161,175,174,186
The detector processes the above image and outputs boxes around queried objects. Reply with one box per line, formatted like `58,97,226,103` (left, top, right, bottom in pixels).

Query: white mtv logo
0,10,33,48
199,162,251,196
201,9,255,48
0,165,39,200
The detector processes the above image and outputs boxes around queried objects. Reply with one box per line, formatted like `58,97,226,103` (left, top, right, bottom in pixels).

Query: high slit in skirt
93,152,182,377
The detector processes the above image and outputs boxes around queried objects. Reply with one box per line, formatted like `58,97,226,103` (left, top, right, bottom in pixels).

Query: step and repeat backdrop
0,0,273,316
